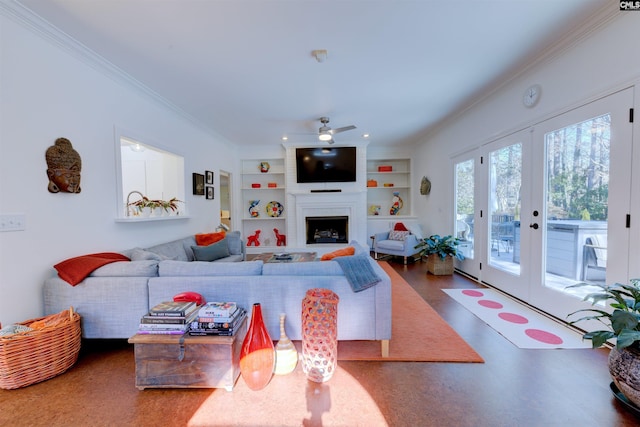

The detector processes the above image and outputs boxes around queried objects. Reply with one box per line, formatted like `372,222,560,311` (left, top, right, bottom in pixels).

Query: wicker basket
425,254,454,275
0,307,81,389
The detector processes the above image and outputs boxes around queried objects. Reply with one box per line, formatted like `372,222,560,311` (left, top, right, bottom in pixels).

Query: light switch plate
0,214,26,232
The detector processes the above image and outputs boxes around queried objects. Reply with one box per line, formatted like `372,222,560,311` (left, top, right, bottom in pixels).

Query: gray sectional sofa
43,233,392,355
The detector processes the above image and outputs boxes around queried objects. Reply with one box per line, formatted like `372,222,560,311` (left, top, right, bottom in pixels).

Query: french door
479,88,634,320
480,129,531,300
453,154,481,279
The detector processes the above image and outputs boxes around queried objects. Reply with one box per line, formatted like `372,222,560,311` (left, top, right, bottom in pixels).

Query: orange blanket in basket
54,252,130,286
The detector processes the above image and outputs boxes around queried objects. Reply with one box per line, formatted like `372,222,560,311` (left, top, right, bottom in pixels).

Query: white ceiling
16,0,609,148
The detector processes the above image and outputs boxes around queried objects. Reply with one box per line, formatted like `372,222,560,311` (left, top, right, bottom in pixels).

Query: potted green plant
127,196,181,217
127,196,156,217
155,197,182,215
414,234,465,275
567,279,640,408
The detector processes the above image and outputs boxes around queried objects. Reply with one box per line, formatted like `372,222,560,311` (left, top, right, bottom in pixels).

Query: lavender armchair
373,223,423,265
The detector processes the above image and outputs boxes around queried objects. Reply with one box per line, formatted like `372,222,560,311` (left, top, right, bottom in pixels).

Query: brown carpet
336,261,483,362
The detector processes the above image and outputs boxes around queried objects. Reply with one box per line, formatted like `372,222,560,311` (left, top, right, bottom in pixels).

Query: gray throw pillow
191,239,230,262
130,248,172,261
225,230,243,255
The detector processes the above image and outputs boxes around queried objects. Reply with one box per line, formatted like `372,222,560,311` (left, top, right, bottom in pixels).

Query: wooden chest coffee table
128,317,247,391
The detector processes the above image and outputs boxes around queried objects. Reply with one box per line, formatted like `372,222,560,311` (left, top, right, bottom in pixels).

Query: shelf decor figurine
246,230,261,246
266,201,284,217
389,191,403,215
274,313,298,375
249,200,260,218
301,288,340,383
240,303,275,390
259,161,270,173
273,228,286,246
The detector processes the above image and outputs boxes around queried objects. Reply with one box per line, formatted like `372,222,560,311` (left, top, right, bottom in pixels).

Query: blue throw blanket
333,255,381,292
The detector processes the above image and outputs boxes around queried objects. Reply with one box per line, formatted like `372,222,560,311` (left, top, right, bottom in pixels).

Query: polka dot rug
443,288,592,349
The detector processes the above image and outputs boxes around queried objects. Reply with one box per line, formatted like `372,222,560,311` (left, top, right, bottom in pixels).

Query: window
115,131,186,219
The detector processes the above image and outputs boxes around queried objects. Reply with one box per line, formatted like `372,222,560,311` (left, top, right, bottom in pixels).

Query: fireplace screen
305,216,349,244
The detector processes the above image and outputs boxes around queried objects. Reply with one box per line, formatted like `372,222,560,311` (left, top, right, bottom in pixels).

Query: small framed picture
206,186,214,200
193,173,205,195
205,170,214,185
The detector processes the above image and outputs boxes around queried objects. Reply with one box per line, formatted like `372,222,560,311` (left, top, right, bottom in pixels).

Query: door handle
529,223,539,230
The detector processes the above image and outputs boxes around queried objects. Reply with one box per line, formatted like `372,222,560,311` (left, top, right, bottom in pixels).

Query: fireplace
306,216,349,244
291,191,366,249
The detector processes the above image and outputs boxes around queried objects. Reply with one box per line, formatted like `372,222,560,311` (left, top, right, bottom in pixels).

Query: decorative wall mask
45,137,82,193
420,176,431,195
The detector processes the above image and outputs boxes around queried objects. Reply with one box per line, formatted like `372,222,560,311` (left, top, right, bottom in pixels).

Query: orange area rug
186,263,482,426
335,261,484,362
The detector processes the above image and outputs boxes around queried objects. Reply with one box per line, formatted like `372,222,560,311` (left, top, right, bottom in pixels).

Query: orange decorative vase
240,303,275,390
301,288,340,383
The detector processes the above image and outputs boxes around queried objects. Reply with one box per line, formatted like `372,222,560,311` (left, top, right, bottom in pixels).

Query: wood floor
1,260,638,426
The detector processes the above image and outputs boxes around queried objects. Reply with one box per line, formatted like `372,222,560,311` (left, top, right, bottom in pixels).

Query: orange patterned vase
240,303,275,390
301,288,340,383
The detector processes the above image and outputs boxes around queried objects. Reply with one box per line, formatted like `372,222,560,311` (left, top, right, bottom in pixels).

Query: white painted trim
422,3,621,143
0,1,229,141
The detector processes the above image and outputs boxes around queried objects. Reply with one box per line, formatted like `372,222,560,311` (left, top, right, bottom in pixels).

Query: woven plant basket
0,307,81,389
426,254,454,275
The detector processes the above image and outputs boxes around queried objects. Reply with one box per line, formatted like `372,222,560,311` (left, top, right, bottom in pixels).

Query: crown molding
0,2,172,111
417,2,622,144
0,0,231,143
509,2,621,82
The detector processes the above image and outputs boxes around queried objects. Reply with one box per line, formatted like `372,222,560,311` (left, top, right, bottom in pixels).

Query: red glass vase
301,288,340,383
240,303,275,391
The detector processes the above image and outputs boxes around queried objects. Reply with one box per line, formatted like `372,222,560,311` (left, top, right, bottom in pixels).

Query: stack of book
137,301,199,335
189,302,246,336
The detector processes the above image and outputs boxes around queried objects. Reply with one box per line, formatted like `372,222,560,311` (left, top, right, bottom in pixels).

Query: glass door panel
453,155,481,279
481,129,531,300
489,143,521,275
455,159,475,259
543,114,610,298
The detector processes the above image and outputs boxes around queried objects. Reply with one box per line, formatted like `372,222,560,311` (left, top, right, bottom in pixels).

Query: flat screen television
295,147,357,183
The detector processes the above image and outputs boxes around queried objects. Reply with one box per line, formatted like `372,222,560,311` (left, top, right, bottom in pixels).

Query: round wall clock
523,84,541,108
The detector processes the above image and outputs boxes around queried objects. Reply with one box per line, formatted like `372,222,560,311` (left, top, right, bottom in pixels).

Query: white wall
413,12,640,238
0,13,239,325
3,8,637,327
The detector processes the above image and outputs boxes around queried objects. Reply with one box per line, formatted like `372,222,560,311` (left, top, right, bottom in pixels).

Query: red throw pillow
394,222,408,231
54,252,130,286
195,231,226,246
321,246,356,261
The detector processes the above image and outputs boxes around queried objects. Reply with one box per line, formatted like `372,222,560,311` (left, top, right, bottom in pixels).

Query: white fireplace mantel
287,191,367,250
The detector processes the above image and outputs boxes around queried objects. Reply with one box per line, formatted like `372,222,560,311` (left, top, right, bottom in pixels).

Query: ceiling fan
317,117,356,144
